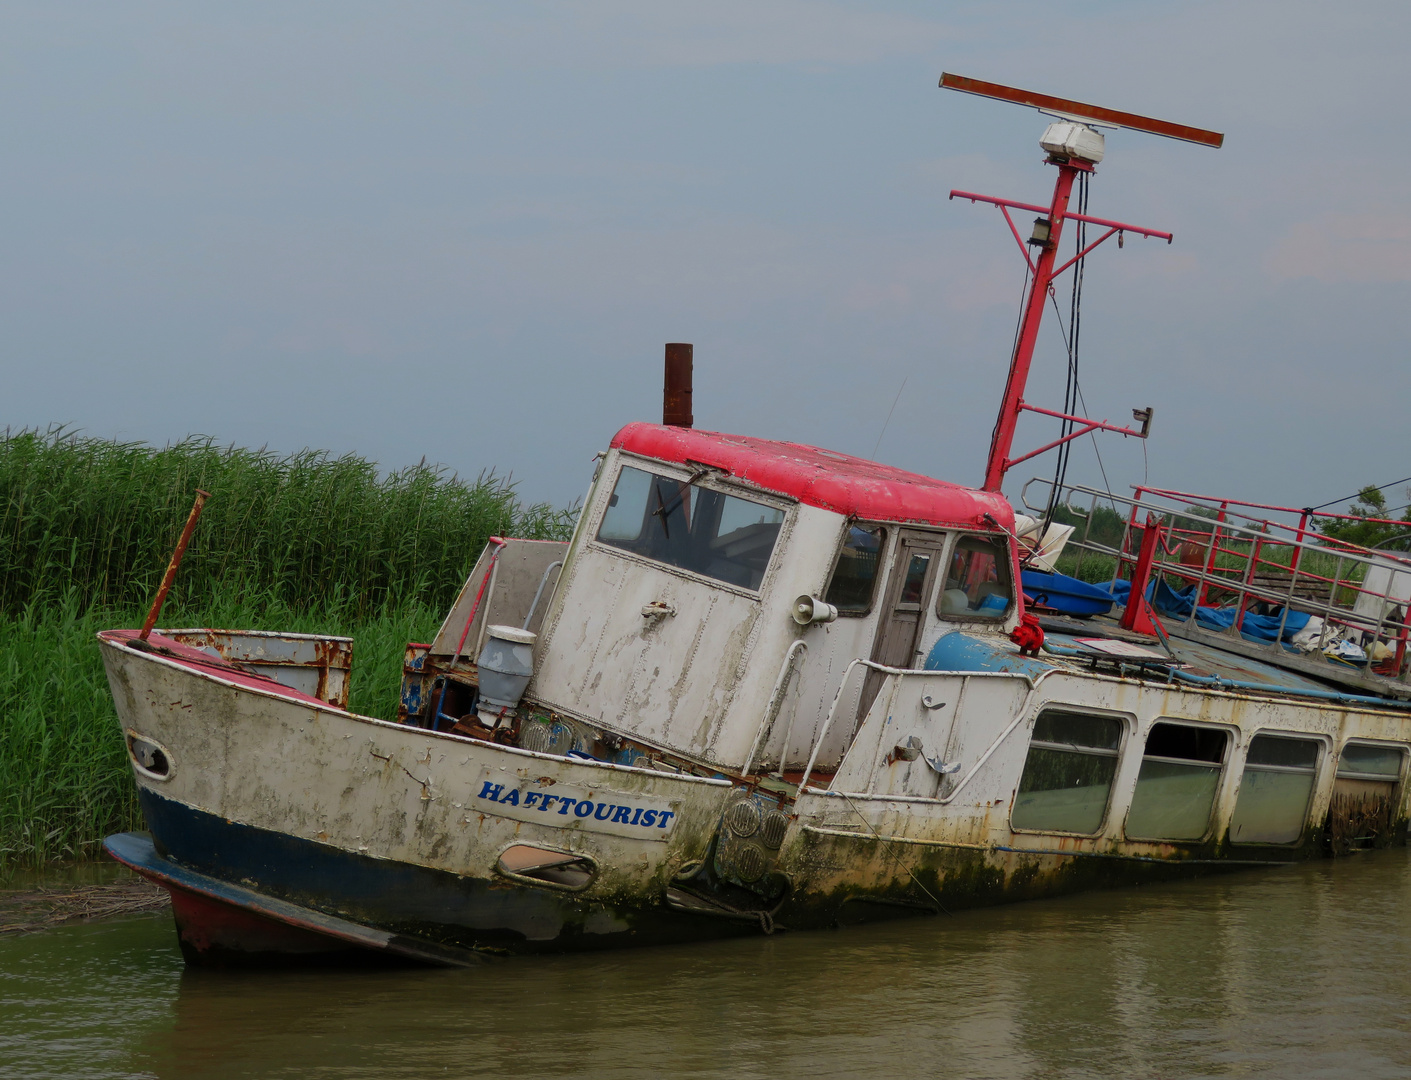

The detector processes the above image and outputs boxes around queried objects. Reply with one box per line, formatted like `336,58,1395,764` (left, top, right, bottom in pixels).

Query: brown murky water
3,850,1411,1079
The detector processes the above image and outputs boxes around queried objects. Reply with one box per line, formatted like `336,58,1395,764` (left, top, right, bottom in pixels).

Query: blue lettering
478,782,504,802
537,794,558,812
656,810,676,829
523,791,541,809
594,803,616,821
640,810,658,828
611,806,633,824
630,808,644,826
574,800,593,818
557,797,576,815
500,788,520,807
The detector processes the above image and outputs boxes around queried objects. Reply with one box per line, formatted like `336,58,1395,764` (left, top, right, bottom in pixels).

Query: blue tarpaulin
1100,578,1311,645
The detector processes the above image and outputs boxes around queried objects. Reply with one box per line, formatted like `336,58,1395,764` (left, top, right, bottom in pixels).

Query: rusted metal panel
161,628,353,709
398,642,431,724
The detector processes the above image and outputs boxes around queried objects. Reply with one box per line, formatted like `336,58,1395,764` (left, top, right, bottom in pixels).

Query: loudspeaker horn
792,595,839,625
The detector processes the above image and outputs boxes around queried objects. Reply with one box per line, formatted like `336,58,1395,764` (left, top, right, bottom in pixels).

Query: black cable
1305,476,1411,514
1040,172,1088,542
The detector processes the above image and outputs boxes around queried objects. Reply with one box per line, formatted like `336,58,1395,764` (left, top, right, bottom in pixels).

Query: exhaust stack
663,343,693,428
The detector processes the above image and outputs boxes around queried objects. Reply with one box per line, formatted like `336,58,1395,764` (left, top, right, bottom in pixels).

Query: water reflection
5,851,1411,1079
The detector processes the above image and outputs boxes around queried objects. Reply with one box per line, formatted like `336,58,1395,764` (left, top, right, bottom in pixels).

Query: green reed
0,590,446,870
0,428,578,870
0,426,576,618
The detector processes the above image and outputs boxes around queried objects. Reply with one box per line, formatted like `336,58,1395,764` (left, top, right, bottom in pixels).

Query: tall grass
0,428,577,870
0,426,575,617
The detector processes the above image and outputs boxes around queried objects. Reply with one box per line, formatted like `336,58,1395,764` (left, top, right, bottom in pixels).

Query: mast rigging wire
1040,172,1089,539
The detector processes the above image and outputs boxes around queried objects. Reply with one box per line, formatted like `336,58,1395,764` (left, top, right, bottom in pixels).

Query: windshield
596,465,786,590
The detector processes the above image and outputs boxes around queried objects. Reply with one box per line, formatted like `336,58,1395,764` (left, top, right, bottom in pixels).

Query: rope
840,790,950,916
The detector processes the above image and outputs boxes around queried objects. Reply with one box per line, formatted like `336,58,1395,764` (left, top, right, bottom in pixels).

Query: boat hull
100,627,1411,964
98,631,752,959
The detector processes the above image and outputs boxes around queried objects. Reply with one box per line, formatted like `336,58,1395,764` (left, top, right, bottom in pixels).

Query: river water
3,848,1410,1080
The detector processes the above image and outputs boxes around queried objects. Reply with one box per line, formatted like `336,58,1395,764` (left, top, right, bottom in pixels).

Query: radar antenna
939,73,1223,492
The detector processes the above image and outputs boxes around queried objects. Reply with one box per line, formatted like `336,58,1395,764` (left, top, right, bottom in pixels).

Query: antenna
938,74,1222,492
939,73,1224,148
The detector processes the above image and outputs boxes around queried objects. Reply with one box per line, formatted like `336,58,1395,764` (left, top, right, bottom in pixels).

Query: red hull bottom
166,885,373,966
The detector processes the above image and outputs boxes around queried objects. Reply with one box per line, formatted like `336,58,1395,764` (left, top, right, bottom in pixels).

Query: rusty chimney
663,343,693,428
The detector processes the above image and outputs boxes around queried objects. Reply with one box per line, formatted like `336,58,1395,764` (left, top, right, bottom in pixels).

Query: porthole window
1125,722,1228,841
1229,734,1321,845
1011,710,1123,834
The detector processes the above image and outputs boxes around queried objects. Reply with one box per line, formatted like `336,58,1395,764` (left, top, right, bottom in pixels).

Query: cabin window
596,465,785,590
824,524,886,614
1337,744,1404,781
1328,743,1406,853
938,535,1013,620
1229,734,1321,845
1125,722,1228,841
1011,710,1123,834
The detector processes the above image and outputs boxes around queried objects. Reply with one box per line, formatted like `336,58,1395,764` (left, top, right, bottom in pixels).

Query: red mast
939,74,1222,493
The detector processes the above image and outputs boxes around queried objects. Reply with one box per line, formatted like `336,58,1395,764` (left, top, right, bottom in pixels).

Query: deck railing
1020,479,1411,685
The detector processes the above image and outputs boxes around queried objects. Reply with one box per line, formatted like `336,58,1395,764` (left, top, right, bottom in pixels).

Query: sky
3,1,1408,518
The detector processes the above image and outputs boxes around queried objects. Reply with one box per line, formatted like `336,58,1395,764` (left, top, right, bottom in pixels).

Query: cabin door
858,530,946,721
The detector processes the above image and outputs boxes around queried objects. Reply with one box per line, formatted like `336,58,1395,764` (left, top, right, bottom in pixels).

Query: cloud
1264,212,1411,283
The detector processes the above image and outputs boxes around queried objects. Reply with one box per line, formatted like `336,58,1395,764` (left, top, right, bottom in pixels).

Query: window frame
1228,729,1329,847
1335,740,1408,783
935,531,1017,624
1008,705,1133,838
821,520,891,618
587,456,795,597
1122,718,1233,844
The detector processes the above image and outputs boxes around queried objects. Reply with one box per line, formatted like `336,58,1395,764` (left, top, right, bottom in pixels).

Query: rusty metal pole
140,489,211,641
663,343,693,428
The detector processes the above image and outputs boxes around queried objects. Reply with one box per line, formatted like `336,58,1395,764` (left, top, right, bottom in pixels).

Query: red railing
1021,480,1411,682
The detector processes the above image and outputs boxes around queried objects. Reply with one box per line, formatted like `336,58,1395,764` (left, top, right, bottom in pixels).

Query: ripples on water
3,850,1410,1079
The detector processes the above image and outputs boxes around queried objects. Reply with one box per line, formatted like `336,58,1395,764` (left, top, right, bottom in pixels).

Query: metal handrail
799,667,1041,806
1021,478,1411,679
742,640,808,775
797,659,1041,796
797,658,902,793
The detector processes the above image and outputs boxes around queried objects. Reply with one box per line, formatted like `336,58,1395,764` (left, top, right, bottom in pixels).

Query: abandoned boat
102,76,1411,964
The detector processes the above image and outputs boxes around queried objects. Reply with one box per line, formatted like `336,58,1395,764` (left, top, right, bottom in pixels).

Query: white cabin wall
716,502,859,770
820,667,1411,855
531,452,862,771
768,524,902,772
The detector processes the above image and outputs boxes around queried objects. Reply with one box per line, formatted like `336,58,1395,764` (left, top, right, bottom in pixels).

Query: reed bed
0,426,575,617
0,429,576,871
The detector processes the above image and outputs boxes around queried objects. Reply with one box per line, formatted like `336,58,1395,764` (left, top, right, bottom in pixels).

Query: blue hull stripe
129,788,743,955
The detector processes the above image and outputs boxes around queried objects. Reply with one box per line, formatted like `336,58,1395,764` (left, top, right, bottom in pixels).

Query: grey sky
4,2,1407,517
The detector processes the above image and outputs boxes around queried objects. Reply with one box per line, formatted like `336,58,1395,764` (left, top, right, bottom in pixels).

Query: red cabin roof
611,423,1014,531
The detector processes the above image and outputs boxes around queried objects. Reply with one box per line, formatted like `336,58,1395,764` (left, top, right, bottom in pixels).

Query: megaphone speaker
793,595,839,625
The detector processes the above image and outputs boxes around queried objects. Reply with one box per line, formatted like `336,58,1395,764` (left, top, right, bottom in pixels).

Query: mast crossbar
939,73,1224,148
